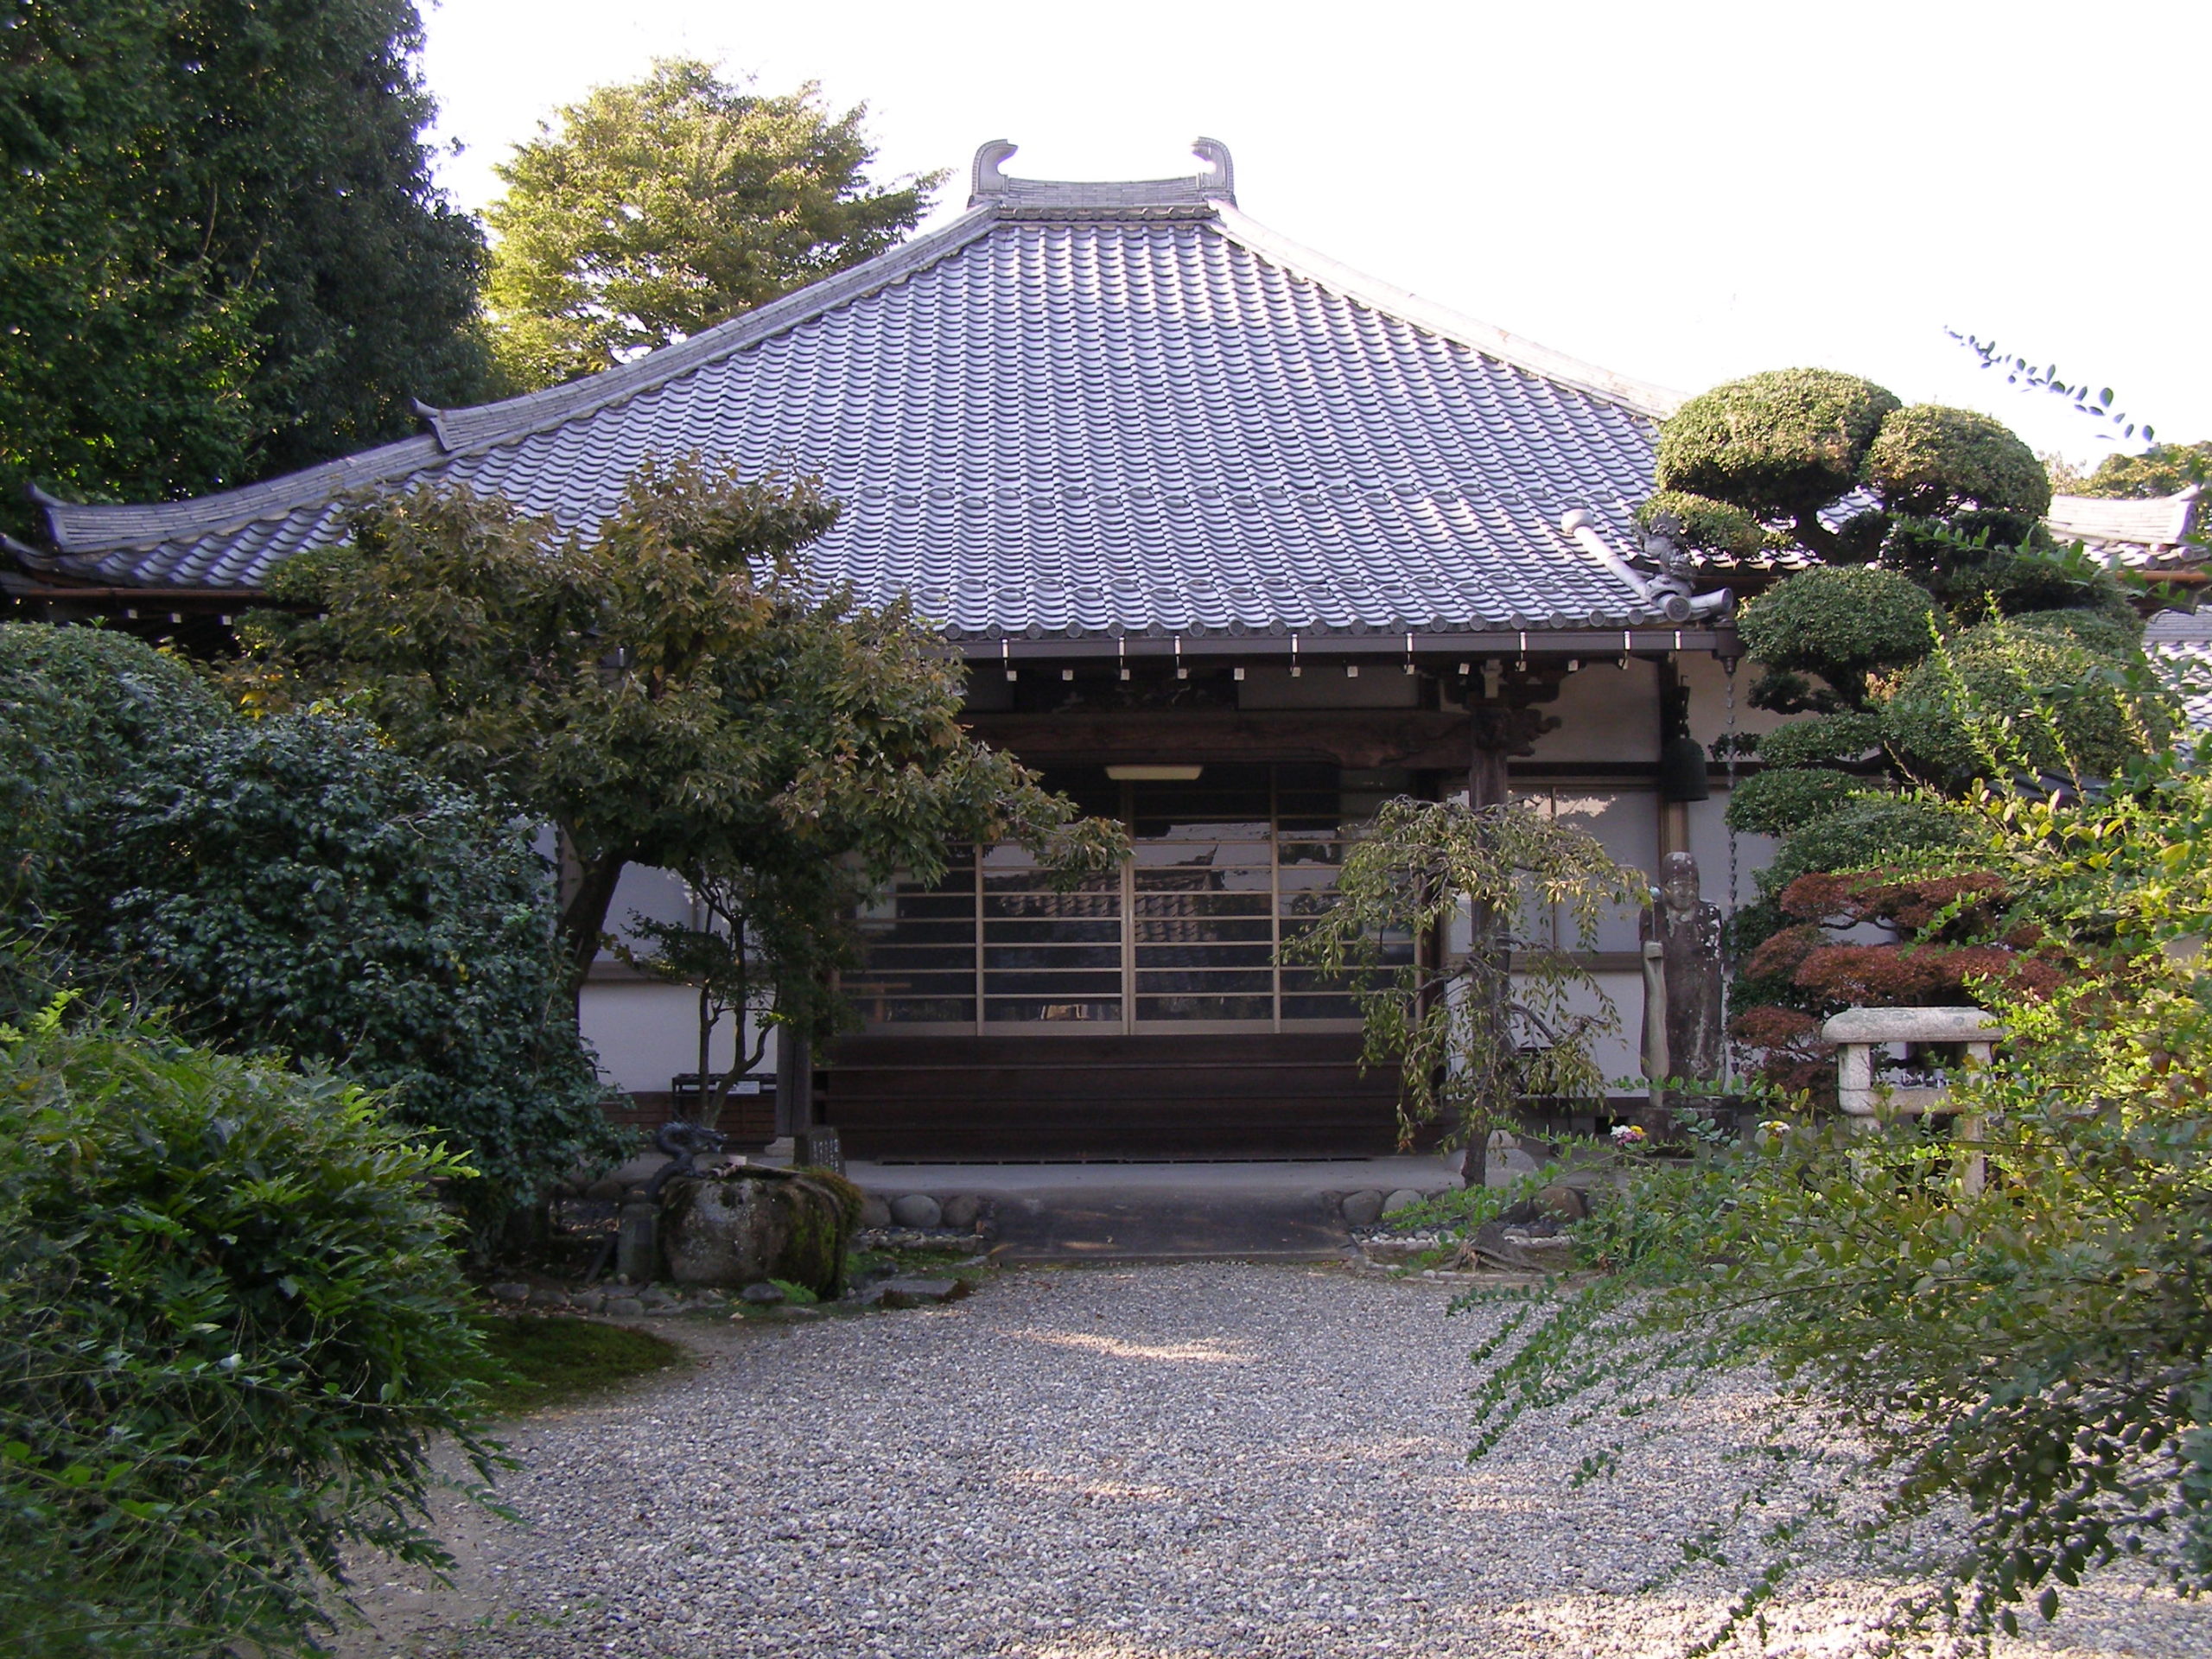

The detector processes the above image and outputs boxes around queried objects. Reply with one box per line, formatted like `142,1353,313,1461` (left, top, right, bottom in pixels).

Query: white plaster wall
1521,651,1788,766
1678,649,1790,749
581,982,712,1095
602,863,696,952
1433,968,1646,1098
1575,969,1643,1090
1524,658,1660,763
578,980,777,1095
1688,790,1777,916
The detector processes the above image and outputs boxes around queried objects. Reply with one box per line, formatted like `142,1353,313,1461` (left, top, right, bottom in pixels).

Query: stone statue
1639,931,1669,1101
1640,852,1725,1087
644,1120,728,1200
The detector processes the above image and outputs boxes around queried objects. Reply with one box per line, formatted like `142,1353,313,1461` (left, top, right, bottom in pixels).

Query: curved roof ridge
1211,205,1683,422
29,207,1007,558
33,434,447,558
966,137,1236,212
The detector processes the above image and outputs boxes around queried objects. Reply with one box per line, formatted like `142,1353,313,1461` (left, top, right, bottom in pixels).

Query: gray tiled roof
2147,610,2212,732
2049,490,2202,570
23,140,1707,640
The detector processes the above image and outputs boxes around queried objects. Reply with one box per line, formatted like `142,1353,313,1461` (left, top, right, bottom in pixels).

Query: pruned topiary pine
1655,369,1901,559
1646,369,2159,1095
1883,618,2173,786
1719,766,1866,836
1863,404,2051,527
1632,488,1773,563
1735,566,1938,712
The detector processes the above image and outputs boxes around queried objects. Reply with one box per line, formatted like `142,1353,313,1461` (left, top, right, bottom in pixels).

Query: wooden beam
963,709,1484,769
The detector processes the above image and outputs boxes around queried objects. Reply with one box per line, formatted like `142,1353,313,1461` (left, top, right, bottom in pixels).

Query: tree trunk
1791,507,1845,563
559,849,628,988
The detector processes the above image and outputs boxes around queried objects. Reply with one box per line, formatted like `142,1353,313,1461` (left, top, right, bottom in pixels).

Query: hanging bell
1659,733,1711,802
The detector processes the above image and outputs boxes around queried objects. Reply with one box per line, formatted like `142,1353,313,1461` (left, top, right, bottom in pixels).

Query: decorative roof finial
970,139,1018,206
1192,137,1234,200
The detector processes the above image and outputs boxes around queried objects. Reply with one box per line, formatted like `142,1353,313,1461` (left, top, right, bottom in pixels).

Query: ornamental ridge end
967,137,1236,211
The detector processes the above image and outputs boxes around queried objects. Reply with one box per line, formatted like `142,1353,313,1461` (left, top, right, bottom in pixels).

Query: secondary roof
20,141,1717,641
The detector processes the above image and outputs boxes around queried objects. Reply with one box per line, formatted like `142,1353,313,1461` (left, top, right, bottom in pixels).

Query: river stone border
856,1192,997,1243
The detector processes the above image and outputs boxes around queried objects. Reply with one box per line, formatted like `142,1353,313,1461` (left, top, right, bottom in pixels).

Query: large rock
939,1193,983,1230
859,1193,893,1230
1340,1190,1384,1227
889,1192,943,1229
1534,1183,1586,1223
661,1170,862,1300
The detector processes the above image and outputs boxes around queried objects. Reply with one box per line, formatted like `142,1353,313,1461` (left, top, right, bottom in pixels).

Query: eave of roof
2147,608,2212,732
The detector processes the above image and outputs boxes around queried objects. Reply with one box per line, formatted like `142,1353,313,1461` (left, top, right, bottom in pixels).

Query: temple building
16,140,2194,1159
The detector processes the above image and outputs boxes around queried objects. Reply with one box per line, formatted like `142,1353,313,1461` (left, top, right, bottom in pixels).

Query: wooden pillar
1464,703,1540,1137
1467,741,1509,811
775,1027,813,1137
1466,704,1533,809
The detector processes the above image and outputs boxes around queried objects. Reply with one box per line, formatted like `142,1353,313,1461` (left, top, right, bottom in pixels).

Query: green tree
1283,797,1639,1143
1,0,493,538
1466,719,2212,1643
2069,438,2212,500
240,460,1125,1039
1640,370,2167,1088
483,60,941,389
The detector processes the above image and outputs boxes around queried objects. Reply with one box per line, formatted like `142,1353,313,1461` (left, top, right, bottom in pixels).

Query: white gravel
345,1263,2208,1658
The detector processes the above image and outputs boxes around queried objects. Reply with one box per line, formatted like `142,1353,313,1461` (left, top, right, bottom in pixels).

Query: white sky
418,0,2210,471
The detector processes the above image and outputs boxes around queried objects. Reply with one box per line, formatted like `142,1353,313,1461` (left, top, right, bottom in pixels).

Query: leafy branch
1944,329,2154,443
1282,796,1639,1146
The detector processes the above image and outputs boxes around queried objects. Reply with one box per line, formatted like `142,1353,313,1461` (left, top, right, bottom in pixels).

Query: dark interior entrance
821,1031,1411,1160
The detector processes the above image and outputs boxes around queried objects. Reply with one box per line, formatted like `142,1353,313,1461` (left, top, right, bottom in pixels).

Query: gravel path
345,1263,2206,1658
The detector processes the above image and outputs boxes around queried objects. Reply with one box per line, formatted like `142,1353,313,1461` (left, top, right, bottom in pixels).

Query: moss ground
473,1315,688,1415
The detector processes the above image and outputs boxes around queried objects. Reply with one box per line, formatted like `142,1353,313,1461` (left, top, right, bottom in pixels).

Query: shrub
1655,368,1901,522
1883,620,2171,784
0,997,496,1656
1474,885,2212,1641
1481,741,2212,1637
1631,488,1770,561
1865,404,2051,523
2010,606,2142,656
1759,794,1967,893
1722,766,1865,835
67,712,621,1240
0,625,226,912
1736,564,1937,695
1755,710,1888,770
